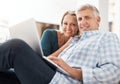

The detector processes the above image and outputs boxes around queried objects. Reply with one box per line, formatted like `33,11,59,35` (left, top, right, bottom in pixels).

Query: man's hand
48,56,82,80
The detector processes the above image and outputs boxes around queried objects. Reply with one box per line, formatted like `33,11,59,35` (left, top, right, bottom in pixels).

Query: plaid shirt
49,30,120,84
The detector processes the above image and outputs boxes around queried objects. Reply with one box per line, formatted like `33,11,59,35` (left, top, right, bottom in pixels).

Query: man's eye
85,16,90,19
64,23,67,25
78,18,82,21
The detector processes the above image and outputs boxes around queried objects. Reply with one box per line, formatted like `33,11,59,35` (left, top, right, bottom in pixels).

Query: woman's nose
66,24,71,29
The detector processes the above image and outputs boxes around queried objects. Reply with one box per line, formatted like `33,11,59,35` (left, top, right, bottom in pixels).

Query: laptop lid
9,18,41,55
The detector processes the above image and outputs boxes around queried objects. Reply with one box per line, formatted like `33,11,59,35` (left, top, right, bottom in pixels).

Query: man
74,4,120,83
0,4,120,84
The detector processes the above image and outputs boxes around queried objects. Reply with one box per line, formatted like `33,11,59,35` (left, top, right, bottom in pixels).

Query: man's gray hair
76,4,100,17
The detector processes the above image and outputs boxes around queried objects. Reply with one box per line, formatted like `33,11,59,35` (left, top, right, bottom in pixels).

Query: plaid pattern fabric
49,30,120,84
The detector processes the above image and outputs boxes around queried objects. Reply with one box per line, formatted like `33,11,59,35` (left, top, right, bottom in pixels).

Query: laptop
9,18,69,75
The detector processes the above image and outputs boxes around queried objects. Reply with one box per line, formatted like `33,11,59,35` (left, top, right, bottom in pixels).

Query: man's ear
97,16,101,23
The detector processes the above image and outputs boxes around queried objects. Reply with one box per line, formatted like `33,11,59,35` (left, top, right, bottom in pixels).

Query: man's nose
81,18,87,24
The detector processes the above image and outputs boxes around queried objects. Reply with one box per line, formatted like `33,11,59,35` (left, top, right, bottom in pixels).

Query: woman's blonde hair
61,11,76,25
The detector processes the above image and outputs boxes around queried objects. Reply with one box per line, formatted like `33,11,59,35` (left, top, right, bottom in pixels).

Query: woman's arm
48,37,73,57
41,29,58,56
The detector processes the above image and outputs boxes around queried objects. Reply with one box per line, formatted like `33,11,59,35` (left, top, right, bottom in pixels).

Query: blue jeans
0,39,56,84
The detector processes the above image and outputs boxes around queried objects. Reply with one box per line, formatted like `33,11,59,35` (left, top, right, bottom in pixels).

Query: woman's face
61,14,78,37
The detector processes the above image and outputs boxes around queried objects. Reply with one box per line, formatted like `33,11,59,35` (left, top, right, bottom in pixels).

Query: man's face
77,9,100,35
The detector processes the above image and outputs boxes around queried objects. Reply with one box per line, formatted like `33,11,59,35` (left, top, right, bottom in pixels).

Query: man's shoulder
99,31,118,40
101,32,117,37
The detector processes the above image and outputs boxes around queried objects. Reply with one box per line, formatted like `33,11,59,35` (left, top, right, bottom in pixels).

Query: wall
0,0,78,26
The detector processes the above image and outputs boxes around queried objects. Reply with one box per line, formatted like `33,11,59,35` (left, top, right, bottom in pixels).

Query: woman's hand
48,56,82,80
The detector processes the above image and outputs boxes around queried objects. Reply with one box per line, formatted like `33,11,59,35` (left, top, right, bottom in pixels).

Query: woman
40,11,79,56
0,11,78,84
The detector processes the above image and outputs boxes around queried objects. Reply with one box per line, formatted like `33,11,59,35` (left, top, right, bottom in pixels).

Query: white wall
114,0,120,38
98,0,109,31
0,0,78,26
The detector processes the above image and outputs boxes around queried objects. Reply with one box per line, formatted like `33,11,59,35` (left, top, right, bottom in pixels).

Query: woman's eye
70,23,76,26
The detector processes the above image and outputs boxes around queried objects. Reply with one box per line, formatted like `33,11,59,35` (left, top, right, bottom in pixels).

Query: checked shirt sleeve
82,33,120,84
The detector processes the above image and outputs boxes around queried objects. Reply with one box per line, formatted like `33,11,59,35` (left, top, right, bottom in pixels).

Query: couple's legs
0,70,20,84
0,39,56,84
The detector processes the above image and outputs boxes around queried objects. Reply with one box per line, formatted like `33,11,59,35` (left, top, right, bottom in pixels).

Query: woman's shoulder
42,29,58,38
43,29,57,34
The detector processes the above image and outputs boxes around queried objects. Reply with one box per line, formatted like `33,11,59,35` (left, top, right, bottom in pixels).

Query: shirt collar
80,30,100,41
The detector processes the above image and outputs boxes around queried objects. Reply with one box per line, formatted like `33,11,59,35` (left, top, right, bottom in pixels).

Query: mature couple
0,4,120,84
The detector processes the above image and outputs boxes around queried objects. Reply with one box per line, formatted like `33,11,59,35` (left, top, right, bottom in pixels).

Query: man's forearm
67,67,83,80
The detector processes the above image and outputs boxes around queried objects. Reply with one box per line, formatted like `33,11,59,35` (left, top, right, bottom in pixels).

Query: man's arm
48,56,83,80
82,33,120,84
